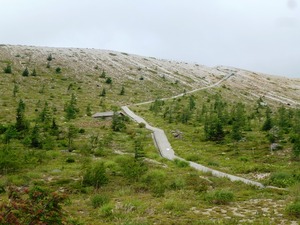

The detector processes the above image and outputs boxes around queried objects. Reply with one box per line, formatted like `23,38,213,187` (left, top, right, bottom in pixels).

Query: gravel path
122,73,265,188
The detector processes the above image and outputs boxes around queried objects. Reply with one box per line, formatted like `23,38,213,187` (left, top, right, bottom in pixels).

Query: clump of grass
268,172,297,188
185,173,209,193
142,169,166,197
100,203,114,218
163,199,188,213
168,177,186,190
91,194,110,208
205,189,234,205
286,201,300,218
173,158,189,168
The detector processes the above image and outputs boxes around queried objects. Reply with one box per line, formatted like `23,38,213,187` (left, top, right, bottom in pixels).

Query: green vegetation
3,64,12,74
22,67,29,77
205,189,234,205
0,45,299,224
0,186,69,224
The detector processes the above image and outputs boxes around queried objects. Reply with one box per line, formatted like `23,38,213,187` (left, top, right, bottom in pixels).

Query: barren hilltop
1,44,299,107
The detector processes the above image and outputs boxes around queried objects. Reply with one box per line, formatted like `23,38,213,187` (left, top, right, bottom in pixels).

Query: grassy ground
0,46,299,224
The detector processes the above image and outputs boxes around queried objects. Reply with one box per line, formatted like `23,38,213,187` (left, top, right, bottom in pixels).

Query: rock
171,129,183,139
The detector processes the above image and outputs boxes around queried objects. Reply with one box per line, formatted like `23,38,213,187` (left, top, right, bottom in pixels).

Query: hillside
0,44,300,224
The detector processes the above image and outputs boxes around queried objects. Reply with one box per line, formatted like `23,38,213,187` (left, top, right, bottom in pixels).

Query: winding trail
122,73,265,188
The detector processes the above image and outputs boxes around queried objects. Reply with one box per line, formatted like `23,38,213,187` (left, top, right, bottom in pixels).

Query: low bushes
205,189,234,205
82,162,108,188
268,172,299,188
91,194,110,209
286,201,300,218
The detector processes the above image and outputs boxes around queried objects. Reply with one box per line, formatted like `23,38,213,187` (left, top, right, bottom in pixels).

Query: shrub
31,68,37,76
0,148,20,174
55,67,61,73
173,158,189,168
142,170,166,197
105,77,112,84
169,177,186,190
82,162,108,188
78,128,85,133
66,158,75,163
0,186,68,224
3,64,12,74
100,70,106,78
111,113,126,132
186,154,200,162
91,194,110,208
100,203,114,218
138,122,146,128
185,173,209,193
117,156,147,182
268,172,296,188
47,54,53,61
100,88,106,97
0,124,7,134
119,86,125,95
205,190,234,205
286,201,300,218
22,67,29,77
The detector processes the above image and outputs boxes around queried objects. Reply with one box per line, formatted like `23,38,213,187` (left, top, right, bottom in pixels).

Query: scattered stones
171,129,183,139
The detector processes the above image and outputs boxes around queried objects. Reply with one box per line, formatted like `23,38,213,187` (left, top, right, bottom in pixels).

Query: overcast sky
1,0,299,77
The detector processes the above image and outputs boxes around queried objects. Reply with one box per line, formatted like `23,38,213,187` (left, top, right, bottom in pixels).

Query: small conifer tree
55,67,61,73
13,84,19,97
47,54,53,61
4,64,12,74
105,77,112,84
100,70,106,78
22,67,29,77
119,86,125,95
31,68,37,76
100,88,106,97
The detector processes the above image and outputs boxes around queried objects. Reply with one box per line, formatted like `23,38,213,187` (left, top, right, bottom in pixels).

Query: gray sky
1,0,299,77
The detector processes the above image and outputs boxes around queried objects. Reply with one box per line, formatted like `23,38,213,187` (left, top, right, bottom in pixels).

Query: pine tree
22,67,29,77
111,112,126,132
231,102,246,141
100,70,106,78
134,139,145,160
55,67,61,73
4,64,12,74
15,99,28,132
119,86,125,95
150,99,164,115
39,101,52,126
31,124,42,148
262,107,273,131
100,88,106,97
204,112,224,141
105,77,112,84
31,68,37,76
3,126,17,144
50,118,59,136
277,106,290,133
67,125,77,152
181,107,191,124
47,54,53,61
189,96,196,111
13,84,19,97
65,94,79,120
292,136,300,160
